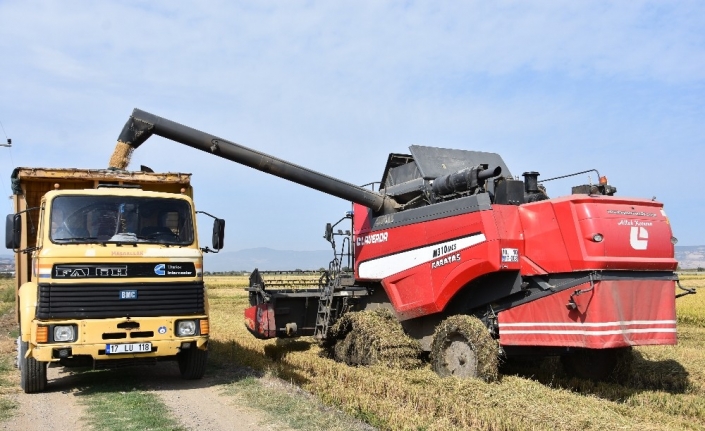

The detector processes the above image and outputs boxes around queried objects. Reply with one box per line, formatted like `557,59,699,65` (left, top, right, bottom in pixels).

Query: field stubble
207,274,705,430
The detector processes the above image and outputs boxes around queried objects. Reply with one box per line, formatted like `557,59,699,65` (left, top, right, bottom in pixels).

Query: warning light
599,176,608,185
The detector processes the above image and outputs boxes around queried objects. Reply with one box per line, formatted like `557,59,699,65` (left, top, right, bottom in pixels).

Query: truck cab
5,167,224,393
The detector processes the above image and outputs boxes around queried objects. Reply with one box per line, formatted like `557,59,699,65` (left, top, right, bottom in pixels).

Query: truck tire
19,341,47,393
430,315,499,381
178,346,208,380
561,347,633,382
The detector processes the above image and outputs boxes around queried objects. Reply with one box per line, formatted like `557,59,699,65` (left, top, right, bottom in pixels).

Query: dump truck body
8,167,220,393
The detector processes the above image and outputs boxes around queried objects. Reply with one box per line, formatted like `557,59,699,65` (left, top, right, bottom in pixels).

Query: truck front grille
37,282,205,319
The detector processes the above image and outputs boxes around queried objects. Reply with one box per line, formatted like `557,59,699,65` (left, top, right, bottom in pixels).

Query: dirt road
2,363,291,431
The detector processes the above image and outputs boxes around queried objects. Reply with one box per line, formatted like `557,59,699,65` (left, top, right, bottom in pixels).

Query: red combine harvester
117,108,694,381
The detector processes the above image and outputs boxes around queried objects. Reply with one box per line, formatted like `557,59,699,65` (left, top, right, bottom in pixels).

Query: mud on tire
430,315,499,382
324,309,422,370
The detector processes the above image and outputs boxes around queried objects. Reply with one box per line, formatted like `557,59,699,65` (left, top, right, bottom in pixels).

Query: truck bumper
27,316,209,363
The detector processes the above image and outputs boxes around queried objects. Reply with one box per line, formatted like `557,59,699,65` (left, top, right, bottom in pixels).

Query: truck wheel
19,341,47,393
178,346,208,380
561,347,632,382
430,315,499,381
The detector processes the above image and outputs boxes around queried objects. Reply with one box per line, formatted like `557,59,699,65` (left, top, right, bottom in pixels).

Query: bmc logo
120,290,137,300
630,227,648,250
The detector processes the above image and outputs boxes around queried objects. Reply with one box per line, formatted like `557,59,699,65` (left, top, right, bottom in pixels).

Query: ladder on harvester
313,272,341,340
315,211,354,340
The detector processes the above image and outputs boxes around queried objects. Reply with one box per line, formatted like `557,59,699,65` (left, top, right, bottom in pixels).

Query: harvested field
207,274,705,430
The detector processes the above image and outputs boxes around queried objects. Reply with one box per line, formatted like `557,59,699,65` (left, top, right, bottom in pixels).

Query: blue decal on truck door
154,264,165,276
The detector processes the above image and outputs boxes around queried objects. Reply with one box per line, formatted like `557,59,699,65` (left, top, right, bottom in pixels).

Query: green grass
0,356,15,388
0,284,14,304
76,372,186,431
0,398,16,421
0,278,17,421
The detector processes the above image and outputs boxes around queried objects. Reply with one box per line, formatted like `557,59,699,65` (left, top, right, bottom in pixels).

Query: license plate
105,342,152,354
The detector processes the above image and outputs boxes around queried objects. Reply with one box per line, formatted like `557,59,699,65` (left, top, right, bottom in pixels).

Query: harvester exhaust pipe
112,108,396,213
522,171,540,193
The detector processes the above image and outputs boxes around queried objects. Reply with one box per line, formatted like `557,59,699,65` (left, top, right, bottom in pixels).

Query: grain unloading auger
116,108,692,381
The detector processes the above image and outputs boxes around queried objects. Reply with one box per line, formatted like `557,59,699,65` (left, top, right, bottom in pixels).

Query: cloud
0,0,703,247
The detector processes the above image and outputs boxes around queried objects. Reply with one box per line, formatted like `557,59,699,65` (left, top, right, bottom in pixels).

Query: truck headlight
176,320,197,336
53,325,76,342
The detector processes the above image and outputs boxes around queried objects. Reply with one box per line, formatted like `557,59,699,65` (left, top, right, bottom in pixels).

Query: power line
0,121,10,146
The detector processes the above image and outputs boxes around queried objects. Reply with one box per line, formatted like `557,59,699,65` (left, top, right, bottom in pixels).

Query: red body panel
497,278,677,348
353,204,516,320
521,196,676,272
351,194,677,348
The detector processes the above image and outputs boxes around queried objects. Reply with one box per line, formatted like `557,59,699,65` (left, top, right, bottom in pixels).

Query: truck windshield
50,195,194,245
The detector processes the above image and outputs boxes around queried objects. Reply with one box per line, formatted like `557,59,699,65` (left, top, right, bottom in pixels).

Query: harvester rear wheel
561,347,632,382
325,309,422,370
430,315,499,381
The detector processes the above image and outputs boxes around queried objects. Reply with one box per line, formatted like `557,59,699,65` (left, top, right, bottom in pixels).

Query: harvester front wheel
178,345,208,380
326,309,422,370
561,347,632,382
431,315,499,381
19,340,47,393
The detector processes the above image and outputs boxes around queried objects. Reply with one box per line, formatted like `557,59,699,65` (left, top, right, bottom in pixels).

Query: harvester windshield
50,195,194,245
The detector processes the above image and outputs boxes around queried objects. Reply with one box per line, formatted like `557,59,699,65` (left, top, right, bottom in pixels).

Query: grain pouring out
108,140,134,170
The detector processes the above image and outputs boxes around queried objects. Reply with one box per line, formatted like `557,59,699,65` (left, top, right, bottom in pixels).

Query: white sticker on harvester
358,233,486,279
501,248,519,262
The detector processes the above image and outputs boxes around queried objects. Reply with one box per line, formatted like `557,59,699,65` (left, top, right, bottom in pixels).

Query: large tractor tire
19,340,47,393
178,346,208,380
325,309,422,370
561,347,633,382
430,315,499,382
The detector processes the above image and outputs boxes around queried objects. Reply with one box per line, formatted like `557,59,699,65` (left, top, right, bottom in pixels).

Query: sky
0,0,703,252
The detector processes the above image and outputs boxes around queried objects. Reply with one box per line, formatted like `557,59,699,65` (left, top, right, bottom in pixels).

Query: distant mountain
202,247,335,272
675,246,705,270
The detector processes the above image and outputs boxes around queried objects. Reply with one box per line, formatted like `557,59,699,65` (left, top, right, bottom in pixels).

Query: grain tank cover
380,145,512,192
409,145,512,180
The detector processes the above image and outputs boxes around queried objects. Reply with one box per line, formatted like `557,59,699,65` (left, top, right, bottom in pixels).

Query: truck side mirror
212,218,225,250
324,223,333,242
5,214,21,250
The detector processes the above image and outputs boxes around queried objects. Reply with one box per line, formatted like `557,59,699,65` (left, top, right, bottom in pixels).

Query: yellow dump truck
5,167,224,393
